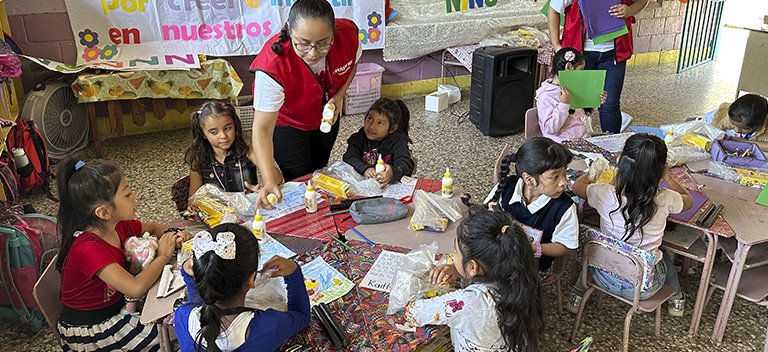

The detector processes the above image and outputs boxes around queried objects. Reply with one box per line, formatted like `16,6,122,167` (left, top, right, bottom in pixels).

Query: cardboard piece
668,190,709,222
558,70,607,109
579,0,627,38
757,185,768,207
592,25,628,45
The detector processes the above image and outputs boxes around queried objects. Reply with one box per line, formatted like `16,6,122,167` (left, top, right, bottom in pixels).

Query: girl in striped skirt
55,159,191,351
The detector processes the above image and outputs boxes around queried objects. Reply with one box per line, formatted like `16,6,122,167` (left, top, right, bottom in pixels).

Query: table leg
688,232,718,337
87,103,103,157
712,241,752,343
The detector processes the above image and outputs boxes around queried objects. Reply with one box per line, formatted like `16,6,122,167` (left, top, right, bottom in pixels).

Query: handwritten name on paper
359,250,405,293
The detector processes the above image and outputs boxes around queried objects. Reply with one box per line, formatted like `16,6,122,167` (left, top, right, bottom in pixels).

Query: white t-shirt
550,0,615,52
252,41,363,113
586,183,684,263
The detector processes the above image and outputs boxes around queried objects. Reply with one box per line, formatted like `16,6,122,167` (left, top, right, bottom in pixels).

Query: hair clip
501,225,509,234
564,50,576,62
75,160,86,170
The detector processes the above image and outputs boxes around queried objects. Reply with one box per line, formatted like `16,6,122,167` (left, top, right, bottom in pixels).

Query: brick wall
633,0,685,54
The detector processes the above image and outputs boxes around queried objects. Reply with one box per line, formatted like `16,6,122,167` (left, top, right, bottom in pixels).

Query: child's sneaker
566,292,583,314
668,292,685,317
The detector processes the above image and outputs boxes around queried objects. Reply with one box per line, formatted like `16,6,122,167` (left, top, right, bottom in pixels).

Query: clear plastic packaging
245,271,288,312
386,241,452,315
667,144,711,166
660,120,725,145
189,184,242,226
409,190,463,232
707,161,740,183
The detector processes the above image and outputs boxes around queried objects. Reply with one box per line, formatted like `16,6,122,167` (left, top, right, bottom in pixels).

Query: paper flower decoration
100,45,118,60
367,11,382,28
368,28,381,44
82,46,102,62
358,29,369,45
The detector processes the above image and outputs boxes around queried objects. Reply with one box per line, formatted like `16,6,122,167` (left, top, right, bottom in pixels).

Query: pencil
323,209,350,217
347,226,375,246
326,232,354,251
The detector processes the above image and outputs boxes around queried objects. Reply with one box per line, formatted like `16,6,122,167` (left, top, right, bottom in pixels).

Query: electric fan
20,79,89,160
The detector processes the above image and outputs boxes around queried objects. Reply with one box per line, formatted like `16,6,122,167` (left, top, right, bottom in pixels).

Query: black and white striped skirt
58,313,160,352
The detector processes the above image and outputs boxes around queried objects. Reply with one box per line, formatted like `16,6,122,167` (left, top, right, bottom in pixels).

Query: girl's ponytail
493,153,517,204
271,23,290,55
55,158,78,272
197,304,224,352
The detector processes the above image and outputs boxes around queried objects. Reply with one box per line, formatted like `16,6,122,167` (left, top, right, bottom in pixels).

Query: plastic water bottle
441,168,453,198
664,131,675,145
251,209,266,240
320,103,335,133
304,181,317,213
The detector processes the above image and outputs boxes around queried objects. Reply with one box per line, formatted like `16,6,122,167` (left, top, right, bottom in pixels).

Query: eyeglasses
291,38,333,53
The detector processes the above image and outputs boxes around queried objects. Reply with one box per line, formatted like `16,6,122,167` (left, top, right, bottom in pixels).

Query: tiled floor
3,60,766,351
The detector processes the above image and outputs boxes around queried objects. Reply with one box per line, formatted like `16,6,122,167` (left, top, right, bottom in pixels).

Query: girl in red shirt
55,159,191,351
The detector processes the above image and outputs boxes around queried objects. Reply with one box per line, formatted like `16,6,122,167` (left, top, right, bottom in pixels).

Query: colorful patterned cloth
71,58,242,103
580,226,656,291
281,240,447,351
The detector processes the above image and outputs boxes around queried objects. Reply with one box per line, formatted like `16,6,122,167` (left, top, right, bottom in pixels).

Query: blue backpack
0,214,58,330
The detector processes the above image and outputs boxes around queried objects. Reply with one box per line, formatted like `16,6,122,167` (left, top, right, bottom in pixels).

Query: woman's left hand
327,95,344,125
609,4,631,18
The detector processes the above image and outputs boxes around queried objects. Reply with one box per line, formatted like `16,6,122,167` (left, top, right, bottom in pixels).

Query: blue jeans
584,50,626,133
576,250,681,301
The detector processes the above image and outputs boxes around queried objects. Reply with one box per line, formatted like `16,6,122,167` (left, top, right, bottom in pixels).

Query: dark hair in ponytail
366,98,412,143
270,0,336,55
184,101,249,173
56,159,125,272
193,223,260,352
493,137,573,203
550,47,585,77
612,133,667,241
456,206,543,351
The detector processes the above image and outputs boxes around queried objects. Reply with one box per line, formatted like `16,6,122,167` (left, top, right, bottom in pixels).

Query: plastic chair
171,175,191,213
33,256,62,342
524,108,543,140
571,240,675,352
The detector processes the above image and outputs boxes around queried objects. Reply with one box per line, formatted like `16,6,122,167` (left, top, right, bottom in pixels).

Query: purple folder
667,189,708,223
580,0,627,39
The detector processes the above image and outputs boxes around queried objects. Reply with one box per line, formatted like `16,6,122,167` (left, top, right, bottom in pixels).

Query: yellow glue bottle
441,167,453,198
304,181,317,213
266,193,278,205
251,209,266,240
664,131,675,145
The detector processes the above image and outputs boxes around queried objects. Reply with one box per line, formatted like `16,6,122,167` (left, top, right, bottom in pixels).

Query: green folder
757,185,768,207
541,0,565,26
558,70,606,109
592,25,628,45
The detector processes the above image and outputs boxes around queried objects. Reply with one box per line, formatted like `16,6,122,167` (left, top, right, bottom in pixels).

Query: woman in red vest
548,0,647,133
248,0,360,208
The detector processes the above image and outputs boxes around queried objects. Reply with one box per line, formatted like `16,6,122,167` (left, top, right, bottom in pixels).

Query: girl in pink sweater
535,47,606,142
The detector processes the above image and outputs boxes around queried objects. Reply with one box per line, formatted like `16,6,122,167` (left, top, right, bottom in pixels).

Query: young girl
569,133,693,316
56,158,191,351
536,47,607,143
701,93,768,151
342,98,415,184
404,207,544,352
488,137,579,277
174,223,310,352
185,102,277,199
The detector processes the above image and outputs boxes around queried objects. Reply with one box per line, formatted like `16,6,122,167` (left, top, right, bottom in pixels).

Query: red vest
249,19,358,131
562,0,636,63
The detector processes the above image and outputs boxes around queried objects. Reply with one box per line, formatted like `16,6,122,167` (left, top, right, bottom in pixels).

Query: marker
325,232,354,251
323,209,350,217
347,226,374,246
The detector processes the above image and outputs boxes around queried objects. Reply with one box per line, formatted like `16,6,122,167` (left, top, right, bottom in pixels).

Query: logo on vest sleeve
333,60,354,75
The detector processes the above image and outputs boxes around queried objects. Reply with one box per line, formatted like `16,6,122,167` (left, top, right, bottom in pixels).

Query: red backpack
5,119,56,201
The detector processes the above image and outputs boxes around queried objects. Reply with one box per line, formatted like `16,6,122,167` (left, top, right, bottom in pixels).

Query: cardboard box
710,139,768,169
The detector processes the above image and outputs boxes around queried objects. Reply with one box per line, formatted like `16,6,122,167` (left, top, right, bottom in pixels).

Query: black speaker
469,46,538,136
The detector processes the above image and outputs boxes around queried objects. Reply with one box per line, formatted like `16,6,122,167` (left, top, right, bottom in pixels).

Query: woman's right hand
248,181,283,210
430,264,460,285
260,256,298,277
559,86,572,104
364,167,378,179
156,233,177,261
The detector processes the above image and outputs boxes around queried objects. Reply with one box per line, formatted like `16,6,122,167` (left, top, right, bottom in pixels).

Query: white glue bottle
441,167,453,198
320,103,335,133
664,131,675,145
304,181,318,213
375,155,385,173
251,209,266,240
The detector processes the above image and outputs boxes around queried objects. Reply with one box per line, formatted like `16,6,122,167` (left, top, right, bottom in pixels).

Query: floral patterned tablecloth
71,58,243,103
